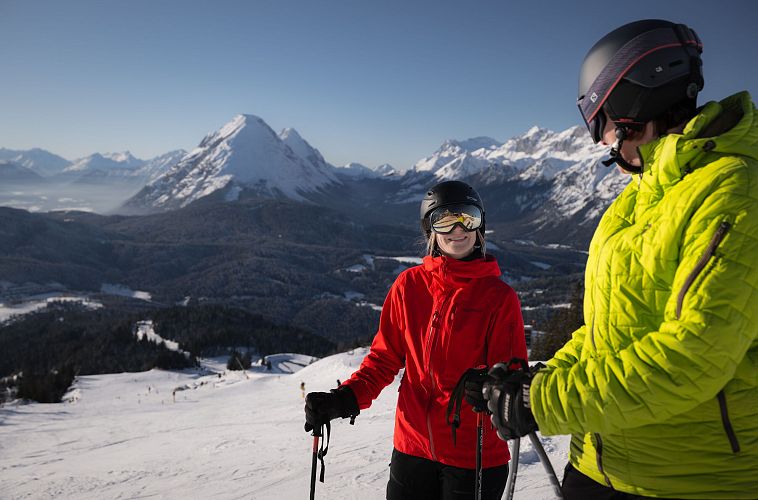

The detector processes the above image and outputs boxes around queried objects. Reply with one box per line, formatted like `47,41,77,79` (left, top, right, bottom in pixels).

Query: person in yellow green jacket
482,19,758,499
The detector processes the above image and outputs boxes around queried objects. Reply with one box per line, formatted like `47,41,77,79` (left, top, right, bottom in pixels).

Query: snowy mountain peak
64,151,145,173
334,162,398,179
0,147,71,176
124,114,338,211
414,136,502,176
220,114,263,139
278,127,303,142
441,136,502,153
104,151,139,164
278,127,332,172
375,163,397,176
524,125,546,137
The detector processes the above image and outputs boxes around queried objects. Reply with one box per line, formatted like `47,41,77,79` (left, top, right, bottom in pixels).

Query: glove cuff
331,385,360,419
530,362,546,377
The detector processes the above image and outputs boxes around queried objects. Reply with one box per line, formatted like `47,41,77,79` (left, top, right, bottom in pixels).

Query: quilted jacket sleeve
343,273,407,410
532,159,758,435
544,325,586,370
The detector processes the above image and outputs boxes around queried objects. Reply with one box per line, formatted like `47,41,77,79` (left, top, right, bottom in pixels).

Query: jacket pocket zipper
717,390,740,453
594,433,614,488
676,221,731,319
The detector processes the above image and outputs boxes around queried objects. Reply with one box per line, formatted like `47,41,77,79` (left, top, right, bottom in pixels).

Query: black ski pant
386,448,508,500
562,463,693,500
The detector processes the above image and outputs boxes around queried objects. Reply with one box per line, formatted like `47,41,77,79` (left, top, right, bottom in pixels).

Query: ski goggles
428,204,483,234
578,102,607,144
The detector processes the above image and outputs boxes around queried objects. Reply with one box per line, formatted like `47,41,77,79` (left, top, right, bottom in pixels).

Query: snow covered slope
125,115,339,211
0,349,569,499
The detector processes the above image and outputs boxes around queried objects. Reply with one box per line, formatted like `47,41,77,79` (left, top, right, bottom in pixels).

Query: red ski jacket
343,254,527,468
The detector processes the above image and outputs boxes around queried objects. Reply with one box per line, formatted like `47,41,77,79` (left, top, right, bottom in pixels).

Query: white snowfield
0,349,569,500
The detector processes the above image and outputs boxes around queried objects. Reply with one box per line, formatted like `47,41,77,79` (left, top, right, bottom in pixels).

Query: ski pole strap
446,367,486,446
317,422,331,483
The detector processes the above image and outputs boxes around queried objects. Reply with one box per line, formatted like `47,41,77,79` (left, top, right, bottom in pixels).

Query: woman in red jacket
304,180,527,500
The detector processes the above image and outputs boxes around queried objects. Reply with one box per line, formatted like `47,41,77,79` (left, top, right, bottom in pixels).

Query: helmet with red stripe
578,19,704,143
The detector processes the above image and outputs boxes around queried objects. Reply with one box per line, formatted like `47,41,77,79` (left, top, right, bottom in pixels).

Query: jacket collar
632,91,757,213
422,254,501,290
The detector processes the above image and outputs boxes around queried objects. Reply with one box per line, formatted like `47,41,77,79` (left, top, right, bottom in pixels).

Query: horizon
2,0,757,170
0,115,586,168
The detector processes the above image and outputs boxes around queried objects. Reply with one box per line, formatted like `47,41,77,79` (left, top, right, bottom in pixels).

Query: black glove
304,385,359,433
463,367,491,413
482,358,543,441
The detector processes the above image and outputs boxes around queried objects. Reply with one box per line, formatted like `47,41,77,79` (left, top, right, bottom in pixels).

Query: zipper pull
431,311,440,329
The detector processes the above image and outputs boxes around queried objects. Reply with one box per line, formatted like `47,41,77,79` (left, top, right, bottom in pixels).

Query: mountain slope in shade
0,161,46,182
278,128,335,176
125,115,339,211
135,150,188,182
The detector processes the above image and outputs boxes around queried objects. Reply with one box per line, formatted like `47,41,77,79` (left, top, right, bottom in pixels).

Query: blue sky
1,0,757,170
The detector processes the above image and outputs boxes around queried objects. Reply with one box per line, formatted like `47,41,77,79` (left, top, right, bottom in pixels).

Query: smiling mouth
446,236,468,243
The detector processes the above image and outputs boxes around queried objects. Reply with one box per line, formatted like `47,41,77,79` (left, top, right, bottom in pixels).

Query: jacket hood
422,254,501,289
684,91,758,161
638,91,758,182
631,91,758,211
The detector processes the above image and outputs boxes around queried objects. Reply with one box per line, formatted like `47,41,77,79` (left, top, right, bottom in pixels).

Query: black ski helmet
420,180,485,236
578,19,704,143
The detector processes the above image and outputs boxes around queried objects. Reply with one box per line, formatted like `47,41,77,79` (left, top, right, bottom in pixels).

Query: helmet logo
655,66,663,73
590,92,598,103
466,196,478,202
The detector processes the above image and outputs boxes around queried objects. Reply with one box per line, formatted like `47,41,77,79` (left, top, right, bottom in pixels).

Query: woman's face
435,226,476,259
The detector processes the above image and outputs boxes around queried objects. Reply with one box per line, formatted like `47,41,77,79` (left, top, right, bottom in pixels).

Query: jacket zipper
676,221,731,319
594,433,614,488
717,390,741,453
425,288,453,461
425,310,440,461
589,228,615,477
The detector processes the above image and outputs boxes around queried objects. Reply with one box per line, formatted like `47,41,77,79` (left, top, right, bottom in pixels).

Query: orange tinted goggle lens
429,205,482,234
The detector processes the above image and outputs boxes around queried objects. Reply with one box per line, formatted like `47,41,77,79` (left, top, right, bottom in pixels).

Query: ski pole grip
507,357,530,372
312,424,323,438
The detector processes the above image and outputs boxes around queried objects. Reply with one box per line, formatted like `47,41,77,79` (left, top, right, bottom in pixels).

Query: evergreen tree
227,350,251,370
531,281,584,361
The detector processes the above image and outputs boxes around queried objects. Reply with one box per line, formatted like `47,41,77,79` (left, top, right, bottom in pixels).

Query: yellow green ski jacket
531,92,758,498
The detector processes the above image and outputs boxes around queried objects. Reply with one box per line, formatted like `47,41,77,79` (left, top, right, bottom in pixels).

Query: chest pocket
443,306,489,375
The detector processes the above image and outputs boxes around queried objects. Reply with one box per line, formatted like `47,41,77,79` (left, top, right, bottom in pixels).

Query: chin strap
601,126,642,174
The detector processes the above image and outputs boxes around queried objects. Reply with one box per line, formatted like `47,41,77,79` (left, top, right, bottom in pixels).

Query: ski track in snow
0,350,569,499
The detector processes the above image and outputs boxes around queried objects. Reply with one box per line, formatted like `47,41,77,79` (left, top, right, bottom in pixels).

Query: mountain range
1,113,626,239
1,113,621,357
112,114,626,246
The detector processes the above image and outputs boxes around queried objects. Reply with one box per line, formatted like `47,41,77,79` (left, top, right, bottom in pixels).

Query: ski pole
311,425,321,500
527,432,564,499
504,437,520,500
309,430,320,500
475,411,483,500
309,422,331,500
